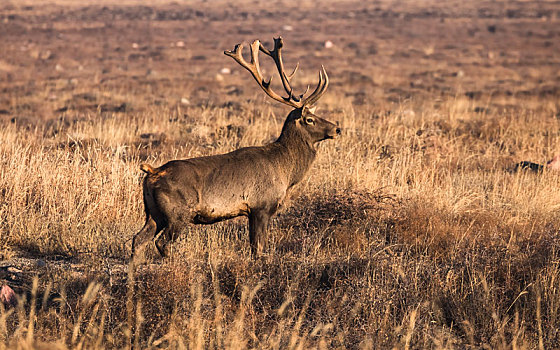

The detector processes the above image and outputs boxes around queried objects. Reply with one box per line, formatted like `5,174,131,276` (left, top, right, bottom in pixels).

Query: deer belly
192,202,249,224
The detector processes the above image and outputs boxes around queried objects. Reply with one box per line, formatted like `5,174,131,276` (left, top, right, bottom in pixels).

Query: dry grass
1,0,560,348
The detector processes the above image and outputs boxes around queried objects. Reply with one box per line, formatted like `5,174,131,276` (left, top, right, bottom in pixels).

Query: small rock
547,155,560,171
220,67,231,75
40,50,53,60
411,79,423,87
474,106,490,114
140,132,166,141
176,41,185,48
324,40,334,49
282,25,293,31
132,43,139,49
513,161,544,173
225,85,242,95
402,109,416,118
423,45,435,56
36,259,46,267
181,97,190,105
0,285,17,308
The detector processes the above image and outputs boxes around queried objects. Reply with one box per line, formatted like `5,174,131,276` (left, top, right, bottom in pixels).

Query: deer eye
304,117,315,125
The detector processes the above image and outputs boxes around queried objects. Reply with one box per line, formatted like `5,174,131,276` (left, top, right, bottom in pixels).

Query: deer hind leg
153,207,194,257
154,224,180,257
131,217,159,259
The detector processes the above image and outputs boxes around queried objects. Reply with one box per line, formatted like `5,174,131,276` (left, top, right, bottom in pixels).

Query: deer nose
336,127,341,135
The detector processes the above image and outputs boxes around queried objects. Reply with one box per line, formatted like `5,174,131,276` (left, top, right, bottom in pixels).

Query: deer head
224,37,340,147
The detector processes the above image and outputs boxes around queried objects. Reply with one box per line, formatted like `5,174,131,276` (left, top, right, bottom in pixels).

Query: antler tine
298,85,310,101
225,40,303,109
302,65,329,107
288,62,299,80
258,37,302,103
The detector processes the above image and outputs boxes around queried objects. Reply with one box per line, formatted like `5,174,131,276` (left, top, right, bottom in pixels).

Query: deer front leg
248,210,271,257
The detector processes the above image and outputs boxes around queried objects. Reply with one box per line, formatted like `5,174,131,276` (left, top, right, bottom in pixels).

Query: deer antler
224,37,328,109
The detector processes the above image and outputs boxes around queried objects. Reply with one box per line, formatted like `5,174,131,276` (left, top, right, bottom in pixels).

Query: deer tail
140,163,156,174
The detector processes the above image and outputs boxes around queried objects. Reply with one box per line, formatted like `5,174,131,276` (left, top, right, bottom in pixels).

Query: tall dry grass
1,89,560,348
1,0,560,346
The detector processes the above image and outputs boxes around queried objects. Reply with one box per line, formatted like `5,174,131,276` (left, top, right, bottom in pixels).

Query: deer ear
306,106,317,114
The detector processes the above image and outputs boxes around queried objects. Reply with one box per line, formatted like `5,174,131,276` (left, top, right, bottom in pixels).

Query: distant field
1,0,560,348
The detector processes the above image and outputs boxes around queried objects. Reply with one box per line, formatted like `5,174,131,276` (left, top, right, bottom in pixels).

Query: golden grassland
2,93,560,349
1,0,560,348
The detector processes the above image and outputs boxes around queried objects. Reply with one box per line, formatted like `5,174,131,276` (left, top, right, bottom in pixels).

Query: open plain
1,0,560,348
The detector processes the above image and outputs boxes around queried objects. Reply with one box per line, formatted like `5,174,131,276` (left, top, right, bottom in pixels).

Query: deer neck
275,122,317,187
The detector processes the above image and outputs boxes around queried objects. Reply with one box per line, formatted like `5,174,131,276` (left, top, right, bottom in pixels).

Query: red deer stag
131,37,340,259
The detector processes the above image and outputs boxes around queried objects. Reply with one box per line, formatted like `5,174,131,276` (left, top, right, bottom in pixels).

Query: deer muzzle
326,126,341,139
